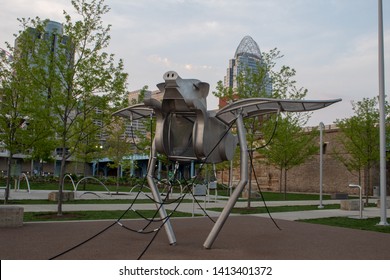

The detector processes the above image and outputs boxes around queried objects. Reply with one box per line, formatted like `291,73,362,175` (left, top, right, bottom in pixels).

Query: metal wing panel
112,104,154,120
215,98,342,125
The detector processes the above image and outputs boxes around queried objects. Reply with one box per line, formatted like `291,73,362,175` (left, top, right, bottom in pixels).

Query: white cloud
1,0,389,125
147,55,172,67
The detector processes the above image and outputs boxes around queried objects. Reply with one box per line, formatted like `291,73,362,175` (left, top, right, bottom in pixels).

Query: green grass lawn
249,192,332,201
299,217,390,234
23,209,193,222
3,198,193,205
11,181,147,193
5,178,334,200
208,204,341,214
208,205,390,235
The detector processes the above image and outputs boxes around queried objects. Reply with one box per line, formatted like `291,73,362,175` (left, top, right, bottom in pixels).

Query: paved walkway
2,189,390,260
2,189,389,221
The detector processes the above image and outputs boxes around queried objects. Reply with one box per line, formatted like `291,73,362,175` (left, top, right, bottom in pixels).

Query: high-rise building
15,20,69,58
222,35,272,103
14,20,72,99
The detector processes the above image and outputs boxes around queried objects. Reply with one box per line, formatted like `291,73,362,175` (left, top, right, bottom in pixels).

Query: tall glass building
15,20,69,57
223,35,272,95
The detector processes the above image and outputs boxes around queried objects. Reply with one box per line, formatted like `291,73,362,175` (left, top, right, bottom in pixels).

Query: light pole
377,0,388,226
318,122,325,209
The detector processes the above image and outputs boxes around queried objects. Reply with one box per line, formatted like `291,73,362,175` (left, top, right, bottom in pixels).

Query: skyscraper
15,20,69,58
14,20,72,99
223,35,272,95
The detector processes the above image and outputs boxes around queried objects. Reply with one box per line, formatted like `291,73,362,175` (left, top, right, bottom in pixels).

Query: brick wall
217,126,388,195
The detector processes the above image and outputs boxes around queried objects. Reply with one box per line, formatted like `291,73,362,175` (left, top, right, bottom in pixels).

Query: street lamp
377,0,389,226
318,122,325,209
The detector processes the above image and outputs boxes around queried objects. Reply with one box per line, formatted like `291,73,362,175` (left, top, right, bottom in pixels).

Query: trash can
373,186,380,197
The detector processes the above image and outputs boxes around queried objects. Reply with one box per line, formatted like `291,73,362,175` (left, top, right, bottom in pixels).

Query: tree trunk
247,150,253,208
4,153,13,204
116,165,120,194
279,168,283,193
57,149,67,216
82,160,88,190
283,168,287,200
365,164,372,206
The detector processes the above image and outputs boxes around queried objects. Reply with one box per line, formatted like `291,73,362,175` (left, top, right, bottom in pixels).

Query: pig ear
194,81,210,98
157,82,165,92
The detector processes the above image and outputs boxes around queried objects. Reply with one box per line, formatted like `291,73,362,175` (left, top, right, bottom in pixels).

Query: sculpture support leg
203,114,248,249
147,140,177,245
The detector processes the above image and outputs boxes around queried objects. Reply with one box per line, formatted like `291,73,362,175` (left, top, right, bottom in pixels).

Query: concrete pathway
3,189,389,221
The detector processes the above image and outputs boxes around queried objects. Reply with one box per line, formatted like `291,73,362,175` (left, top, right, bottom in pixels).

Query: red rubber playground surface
1,216,390,260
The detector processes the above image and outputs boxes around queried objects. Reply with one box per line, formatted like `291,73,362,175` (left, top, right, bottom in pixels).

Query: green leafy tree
71,95,116,178
213,48,313,203
103,116,134,193
213,49,277,204
334,97,388,203
259,113,318,199
0,31,51,203
8,0,128,214
257,62,316,199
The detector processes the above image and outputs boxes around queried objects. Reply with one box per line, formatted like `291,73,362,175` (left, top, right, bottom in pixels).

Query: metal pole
229,160,233,196
147,139,177,244
203,114,248,249
359,185,363,219
190,160,195,178
319,122,324,209
378,0,388,226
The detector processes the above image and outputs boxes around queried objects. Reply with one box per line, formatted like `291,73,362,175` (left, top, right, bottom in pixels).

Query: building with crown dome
222,36,272,103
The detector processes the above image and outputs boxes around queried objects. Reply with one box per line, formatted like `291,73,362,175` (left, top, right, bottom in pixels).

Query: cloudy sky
1,0,389,126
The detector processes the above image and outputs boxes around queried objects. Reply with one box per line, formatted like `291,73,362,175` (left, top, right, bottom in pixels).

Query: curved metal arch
75,177,112,197
112,104,154,121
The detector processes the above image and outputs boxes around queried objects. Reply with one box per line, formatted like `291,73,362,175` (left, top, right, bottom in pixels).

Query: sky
1,0,389,126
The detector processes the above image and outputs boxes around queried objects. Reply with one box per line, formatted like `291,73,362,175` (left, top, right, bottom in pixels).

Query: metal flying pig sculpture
114,71,341,249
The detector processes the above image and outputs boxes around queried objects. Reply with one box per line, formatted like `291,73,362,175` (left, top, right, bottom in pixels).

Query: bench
0,206,24,227
48,191,74,201
331,193,349,200
340,200,364,211
376,199,390,209
0,186,6,198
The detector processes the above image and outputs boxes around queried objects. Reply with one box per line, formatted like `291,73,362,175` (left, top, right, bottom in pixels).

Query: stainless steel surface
147,139,176,245
113,71,342,247
203,113,248,249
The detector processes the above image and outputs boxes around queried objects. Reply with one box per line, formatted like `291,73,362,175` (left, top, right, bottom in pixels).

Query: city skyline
1,0,389,126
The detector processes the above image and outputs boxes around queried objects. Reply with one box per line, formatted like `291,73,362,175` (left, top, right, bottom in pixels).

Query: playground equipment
14,173,31,193
114,70,341,249
63,174,112,198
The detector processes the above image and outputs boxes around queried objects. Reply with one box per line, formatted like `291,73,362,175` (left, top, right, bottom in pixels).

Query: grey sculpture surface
114,71,341,248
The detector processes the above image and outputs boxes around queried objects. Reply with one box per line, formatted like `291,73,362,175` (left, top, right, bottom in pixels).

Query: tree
0,31,51,203
259,113,318,199
213,49,276,205
71,95,113,178
334,97,388,203
213,48,313,204
7,0,128,214
256,62,316,199
103,116,134,194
